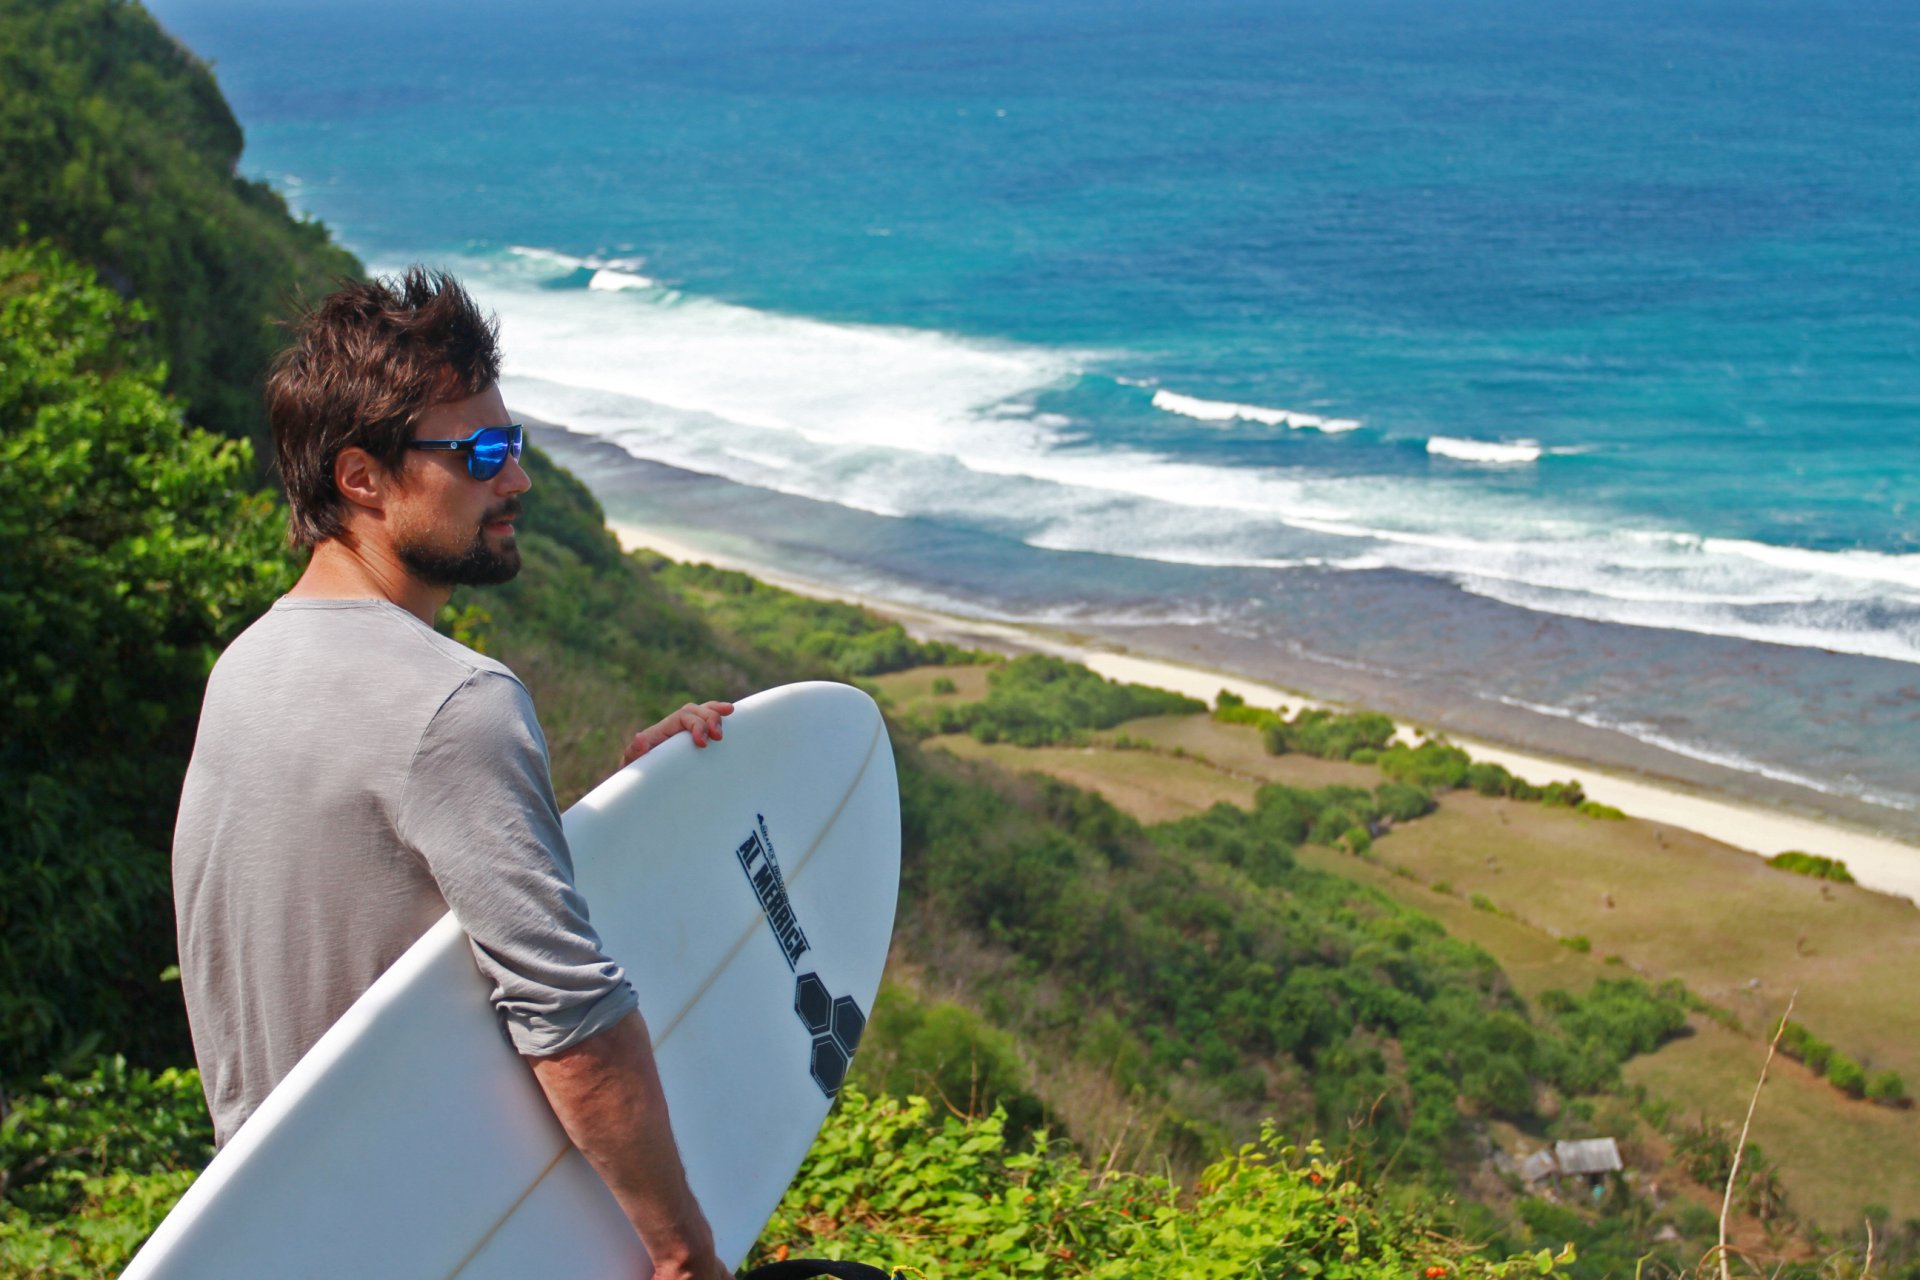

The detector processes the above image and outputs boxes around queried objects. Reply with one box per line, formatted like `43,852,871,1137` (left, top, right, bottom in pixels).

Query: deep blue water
151,0,1920,826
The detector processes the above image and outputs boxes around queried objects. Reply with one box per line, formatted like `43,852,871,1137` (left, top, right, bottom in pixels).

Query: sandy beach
610,518,1920,906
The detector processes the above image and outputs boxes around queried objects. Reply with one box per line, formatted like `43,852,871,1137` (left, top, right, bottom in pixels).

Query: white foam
460,248,1920,668
1151,389,1361,433
587,268,657,291
1427,436,1543,464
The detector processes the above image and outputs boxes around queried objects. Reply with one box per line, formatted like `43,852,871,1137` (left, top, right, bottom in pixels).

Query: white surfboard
124,681,899,1278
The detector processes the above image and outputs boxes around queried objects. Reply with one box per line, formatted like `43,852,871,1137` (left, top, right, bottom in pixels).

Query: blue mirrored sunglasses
406,423,524,480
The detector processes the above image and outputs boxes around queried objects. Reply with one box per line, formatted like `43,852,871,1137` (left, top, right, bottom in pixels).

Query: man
172,268,732,1280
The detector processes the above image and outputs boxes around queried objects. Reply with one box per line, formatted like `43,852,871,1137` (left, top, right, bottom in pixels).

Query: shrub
1466,762,1517,796
1767,851,1855,884
1559,935,1593,953
1376,741,1471,790
1374,781,1437,823
2,243,296,1079
749,1090,1580,1280
1540,781,1587,808
1864,1069,1908,1107
1826,1053,1867,1098
1577,801,1626,820
931,676,958,696
923,655,1203,747
0,1058,213,1275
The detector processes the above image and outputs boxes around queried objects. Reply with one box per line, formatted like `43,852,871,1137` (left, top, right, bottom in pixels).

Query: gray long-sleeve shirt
172,597,636,1145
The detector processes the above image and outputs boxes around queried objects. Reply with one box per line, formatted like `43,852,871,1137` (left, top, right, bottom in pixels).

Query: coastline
606,516,1920,906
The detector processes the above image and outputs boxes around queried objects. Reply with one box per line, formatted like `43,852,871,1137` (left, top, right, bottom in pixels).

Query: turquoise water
151,0,1920,825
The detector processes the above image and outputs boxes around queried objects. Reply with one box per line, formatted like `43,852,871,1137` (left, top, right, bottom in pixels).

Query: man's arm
528,1011,731,1280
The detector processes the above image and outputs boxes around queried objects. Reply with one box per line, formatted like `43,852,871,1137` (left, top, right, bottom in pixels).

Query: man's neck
287,538,450,626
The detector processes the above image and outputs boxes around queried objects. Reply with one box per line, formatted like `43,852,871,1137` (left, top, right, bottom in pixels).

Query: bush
852,985,1046,1137
1466,762,1517,796
1577,801,1626,821
653,560,987,679
0,1057,213,1276
931,676,958,696
1376,742,1471,790
749,1089,1579,1280
1374,781,1437,823
1826,1053,1867,1098
1767,851,1855,884
1,243,295,1080
1864,1069,1908,1107
922,655,1203,747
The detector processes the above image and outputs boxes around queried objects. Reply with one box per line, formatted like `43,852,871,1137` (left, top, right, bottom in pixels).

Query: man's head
268,269,515,581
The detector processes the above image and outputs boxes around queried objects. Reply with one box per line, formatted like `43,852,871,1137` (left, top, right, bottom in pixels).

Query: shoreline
608,517,1920,906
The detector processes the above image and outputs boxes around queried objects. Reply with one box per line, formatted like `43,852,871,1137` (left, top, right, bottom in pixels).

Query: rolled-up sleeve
398,671,638,1055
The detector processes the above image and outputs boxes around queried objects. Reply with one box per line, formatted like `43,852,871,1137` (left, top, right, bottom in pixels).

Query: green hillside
0,5,1906,1278
0,0,359,452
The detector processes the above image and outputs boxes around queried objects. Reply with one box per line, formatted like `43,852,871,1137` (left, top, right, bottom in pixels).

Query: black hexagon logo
810,1034,850,1097
794,972,831,1034
830,995,866,1055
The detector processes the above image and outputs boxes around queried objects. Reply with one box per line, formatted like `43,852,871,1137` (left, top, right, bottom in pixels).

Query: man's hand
621,701,734,769
528,1014,732,1280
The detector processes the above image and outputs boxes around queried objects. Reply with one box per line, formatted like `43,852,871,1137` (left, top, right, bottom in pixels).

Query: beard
397,500,523,587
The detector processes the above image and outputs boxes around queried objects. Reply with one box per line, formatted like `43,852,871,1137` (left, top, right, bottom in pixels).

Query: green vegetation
0,1059,212,1277
750,1088,1578,1280
911,655,1203,745
1767,851,1855,884
0,0,360,451
650,560,985,679
1212,696,1595,810
898,758,1694,1173
0,242,294,1080
6,8,1907,1275
1779,1022,1910,1108
849,984,1047,1138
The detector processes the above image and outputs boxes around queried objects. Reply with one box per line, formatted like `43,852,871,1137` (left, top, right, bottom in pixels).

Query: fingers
622,701,735,768
679,702,727,748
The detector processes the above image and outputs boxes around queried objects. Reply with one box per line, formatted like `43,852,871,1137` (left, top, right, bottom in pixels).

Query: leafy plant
0,243,295,1081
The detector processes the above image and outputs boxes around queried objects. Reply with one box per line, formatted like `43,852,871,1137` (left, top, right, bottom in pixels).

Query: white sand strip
611,521,1920,905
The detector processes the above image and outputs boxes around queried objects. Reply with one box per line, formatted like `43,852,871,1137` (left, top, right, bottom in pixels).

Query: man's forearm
527,1011,726,1280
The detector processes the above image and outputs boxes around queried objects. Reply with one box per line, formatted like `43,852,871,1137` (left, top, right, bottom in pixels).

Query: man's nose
497,453,532,496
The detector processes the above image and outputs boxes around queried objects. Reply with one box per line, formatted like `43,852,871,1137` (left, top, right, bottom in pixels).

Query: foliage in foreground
0,1059,212,1278
0,242,294,1081
751,1088,1577,1280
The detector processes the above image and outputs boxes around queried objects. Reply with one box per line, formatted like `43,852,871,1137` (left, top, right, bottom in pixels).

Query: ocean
150,0,1920,835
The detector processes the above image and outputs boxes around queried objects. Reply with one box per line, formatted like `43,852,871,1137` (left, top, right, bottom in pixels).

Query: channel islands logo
735,814,866,1099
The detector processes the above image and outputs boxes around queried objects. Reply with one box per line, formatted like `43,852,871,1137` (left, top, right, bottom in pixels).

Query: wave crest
1151,389,1361,433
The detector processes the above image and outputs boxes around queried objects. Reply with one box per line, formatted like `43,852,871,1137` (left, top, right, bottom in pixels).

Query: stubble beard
397,500,524,588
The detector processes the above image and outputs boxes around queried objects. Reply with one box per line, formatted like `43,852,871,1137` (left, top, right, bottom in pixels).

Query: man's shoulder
214,597,523,700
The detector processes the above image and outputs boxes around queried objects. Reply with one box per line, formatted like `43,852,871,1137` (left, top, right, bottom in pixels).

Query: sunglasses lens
469,429,512,480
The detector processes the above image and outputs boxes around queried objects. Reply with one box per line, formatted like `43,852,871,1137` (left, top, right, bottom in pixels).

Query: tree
0,242,294,1082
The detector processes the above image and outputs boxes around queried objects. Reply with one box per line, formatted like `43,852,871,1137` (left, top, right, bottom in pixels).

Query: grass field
872,668,1920,1226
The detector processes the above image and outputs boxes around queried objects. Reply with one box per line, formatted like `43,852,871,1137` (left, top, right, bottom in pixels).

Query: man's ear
333,446,397,515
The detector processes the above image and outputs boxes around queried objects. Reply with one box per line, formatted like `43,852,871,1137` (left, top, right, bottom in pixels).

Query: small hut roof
1553,1138,1623,1175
